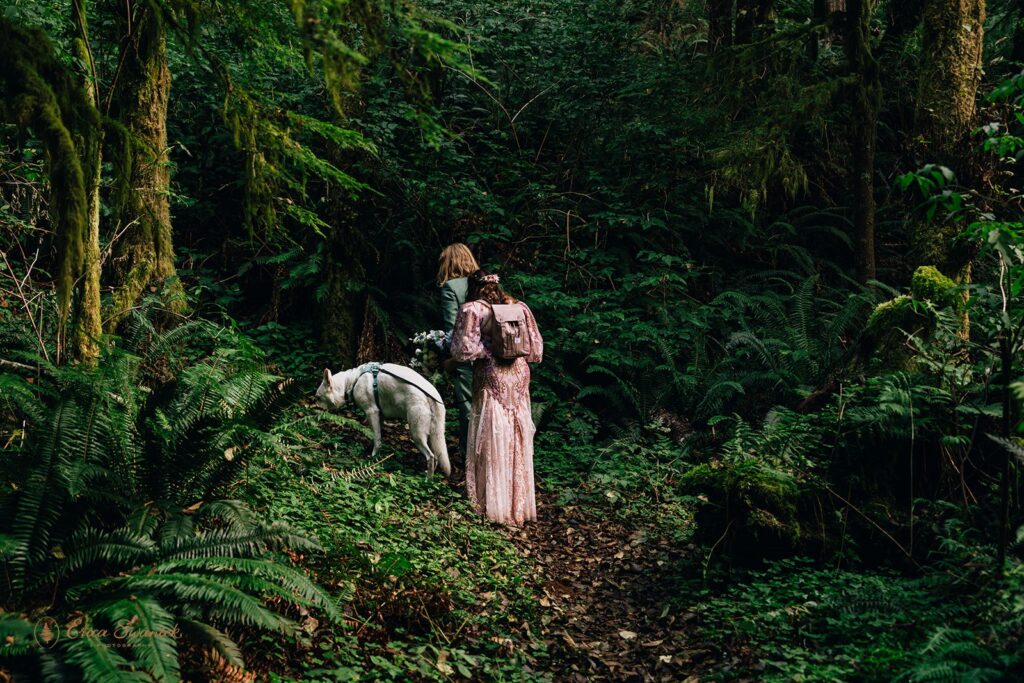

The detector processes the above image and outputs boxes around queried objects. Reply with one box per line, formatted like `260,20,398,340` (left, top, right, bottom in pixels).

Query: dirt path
511,492,716,682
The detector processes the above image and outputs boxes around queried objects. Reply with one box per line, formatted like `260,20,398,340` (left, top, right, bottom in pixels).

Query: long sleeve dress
450,300,544,526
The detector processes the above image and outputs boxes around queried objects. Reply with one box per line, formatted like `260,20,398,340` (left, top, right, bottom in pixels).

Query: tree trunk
106,0,181,332
321,214,362,366
71,0,102,364
845,0,880,282
913,0,984,279
915,0,984,155
707,0,733,52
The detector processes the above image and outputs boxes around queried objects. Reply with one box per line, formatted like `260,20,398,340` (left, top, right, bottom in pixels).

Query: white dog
316,363,451,477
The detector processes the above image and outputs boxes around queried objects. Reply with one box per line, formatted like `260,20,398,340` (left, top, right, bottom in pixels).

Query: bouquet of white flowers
409,329,451,379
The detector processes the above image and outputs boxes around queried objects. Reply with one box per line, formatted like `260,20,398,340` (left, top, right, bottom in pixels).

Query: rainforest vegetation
1,0,1023,680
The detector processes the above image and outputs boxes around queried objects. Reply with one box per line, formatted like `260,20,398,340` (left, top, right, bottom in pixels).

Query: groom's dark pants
454,364,473,457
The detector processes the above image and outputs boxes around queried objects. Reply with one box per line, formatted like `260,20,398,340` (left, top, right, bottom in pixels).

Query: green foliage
240,406,548,681
693,558,989,683
682,409,832,557
0,314,337,681
4,0,1024,679
911,266,962,309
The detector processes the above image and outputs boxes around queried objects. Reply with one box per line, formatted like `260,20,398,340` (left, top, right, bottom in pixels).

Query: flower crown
480,274,500,284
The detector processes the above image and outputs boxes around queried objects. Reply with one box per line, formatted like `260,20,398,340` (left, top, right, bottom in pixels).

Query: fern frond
93,597,179,683
177,618,244,668
155,556,341,622
63,632,148,683
122,573,297,634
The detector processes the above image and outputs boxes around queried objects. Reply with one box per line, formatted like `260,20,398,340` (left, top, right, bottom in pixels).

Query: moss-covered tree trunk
707,0,733,52
0,19,99,363
72,1,102,364
106,0,180,331
845,0,880,282
916,0,984,159
913,0,985,279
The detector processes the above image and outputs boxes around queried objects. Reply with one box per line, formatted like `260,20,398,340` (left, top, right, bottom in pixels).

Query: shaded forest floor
242,403,729,681
511,491,718,682
243,401,988,682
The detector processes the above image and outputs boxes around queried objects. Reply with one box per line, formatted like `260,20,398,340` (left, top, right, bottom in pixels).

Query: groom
437,243,479,459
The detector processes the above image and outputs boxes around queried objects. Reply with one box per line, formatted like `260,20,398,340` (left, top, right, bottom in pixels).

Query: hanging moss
0,19,99,321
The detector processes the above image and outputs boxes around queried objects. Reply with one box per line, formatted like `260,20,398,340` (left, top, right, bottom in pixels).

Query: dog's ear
323,368,332,385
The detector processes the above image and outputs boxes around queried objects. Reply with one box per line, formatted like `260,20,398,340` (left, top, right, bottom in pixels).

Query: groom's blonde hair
436,243,480,286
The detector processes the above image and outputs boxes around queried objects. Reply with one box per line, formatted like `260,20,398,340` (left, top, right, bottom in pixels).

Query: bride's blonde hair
436,243,480,286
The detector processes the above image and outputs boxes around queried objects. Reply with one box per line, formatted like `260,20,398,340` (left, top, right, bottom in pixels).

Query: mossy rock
862,295,932,370
682,459,811,559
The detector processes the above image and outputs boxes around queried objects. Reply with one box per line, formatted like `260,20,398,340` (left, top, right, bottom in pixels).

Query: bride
450,269,544,526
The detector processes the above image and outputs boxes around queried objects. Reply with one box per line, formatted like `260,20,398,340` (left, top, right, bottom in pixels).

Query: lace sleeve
451,302,487,362
522,303,543,363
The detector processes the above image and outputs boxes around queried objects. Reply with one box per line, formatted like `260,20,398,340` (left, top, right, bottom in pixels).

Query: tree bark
913,0,984,279
321,213,362,366
707,0,733,52
915,0,985,158
71,0,102,364
106,0,181,332
845,0,880,283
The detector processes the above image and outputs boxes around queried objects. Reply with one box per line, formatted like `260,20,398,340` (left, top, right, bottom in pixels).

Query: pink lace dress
451,301,544,526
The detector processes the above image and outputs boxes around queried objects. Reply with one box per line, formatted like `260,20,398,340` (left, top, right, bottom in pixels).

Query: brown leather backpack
485,303,531,361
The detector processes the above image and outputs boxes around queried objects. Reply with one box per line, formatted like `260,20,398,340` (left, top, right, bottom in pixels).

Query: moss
866,295,914,331
0,19,100,323
682,459,805,554
911,265,962,309
104,2,187,327
863,295,932,370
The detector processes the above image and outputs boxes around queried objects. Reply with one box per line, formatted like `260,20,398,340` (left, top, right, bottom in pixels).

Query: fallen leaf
619,630,637,640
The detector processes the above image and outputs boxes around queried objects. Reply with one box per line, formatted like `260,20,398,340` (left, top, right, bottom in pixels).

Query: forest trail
510,491,718,682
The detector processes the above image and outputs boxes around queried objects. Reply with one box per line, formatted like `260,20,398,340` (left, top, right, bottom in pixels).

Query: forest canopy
1,0,1023,680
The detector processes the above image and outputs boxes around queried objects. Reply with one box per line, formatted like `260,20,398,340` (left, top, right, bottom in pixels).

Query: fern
0,314,339,681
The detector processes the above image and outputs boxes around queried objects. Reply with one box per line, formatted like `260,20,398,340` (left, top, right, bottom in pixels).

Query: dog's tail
430,401,451,477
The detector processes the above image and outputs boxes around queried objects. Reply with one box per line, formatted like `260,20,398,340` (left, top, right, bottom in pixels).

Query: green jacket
441,277,469,332
440,277,473,404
